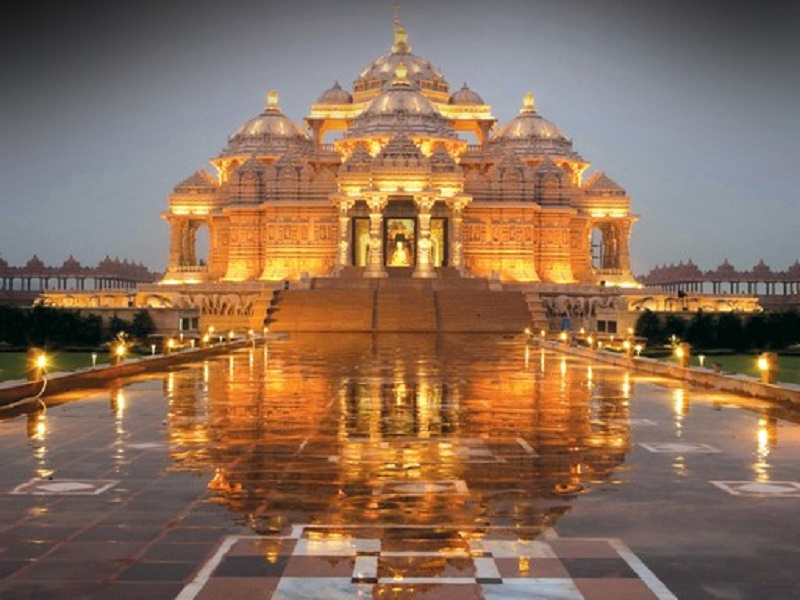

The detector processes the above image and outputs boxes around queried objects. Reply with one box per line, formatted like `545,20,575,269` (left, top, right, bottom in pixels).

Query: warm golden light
115,345,126,357
559,331,567,342
675,347,684,359
757,357,770,372
35,353,48,370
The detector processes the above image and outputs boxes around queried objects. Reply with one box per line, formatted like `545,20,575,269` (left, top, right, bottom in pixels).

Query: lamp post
623,339,632,358
675,342,691,368
113,343,126,367
758,352,778,384
166,338,175,355
28,350,48,382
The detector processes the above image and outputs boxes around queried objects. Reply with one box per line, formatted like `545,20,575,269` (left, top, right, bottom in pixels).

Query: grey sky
1,0,798,276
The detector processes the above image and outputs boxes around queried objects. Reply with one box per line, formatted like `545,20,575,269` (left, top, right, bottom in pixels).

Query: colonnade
332,192,471,278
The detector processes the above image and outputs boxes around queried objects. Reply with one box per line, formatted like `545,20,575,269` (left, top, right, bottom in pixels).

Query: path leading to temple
265,277,533,333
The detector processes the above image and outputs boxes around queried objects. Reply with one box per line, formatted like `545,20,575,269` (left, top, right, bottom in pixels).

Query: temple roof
450,83,484,106
317,81,353,105
377,134,425,160
174,169,216,191
584,171,626,194
222,91,312,157
353,12,449,99
489,93,580,160
346,71,457,140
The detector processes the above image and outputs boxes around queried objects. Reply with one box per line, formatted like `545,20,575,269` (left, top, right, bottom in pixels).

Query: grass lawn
660,352,800,385
0,352,110,382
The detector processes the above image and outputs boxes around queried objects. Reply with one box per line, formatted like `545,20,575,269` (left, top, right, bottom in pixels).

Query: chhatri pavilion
162,17,637,288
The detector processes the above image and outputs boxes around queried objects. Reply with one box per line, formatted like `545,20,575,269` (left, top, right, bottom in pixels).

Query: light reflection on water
164,334,633,535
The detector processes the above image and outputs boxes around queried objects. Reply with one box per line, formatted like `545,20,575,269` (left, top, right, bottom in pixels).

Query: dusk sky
1,0,798,276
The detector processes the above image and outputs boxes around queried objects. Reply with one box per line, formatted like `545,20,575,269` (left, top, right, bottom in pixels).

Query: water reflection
165,334,633,535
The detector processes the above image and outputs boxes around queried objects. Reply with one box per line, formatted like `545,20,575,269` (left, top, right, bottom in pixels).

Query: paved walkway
1,334,799,599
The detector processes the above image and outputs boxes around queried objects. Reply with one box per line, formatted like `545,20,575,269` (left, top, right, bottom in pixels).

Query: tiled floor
1,333,800,599
181,525,671,600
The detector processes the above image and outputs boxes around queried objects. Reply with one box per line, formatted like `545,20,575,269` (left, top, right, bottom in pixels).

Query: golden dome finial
523,91,536,112
392,5,410,52
266,90,280,109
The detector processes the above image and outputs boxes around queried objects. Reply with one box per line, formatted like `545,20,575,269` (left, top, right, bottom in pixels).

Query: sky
1,0,798,276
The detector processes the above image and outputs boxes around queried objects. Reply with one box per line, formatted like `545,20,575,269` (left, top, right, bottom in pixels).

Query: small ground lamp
559,331,568,343
29,350,48,382
634,343,644,357
228,330,235,343
113,343,126,366
675,342,691,368
698,354,706,367
757,352,778,384
166,338,176,354
623,339,632,357
587,335,594,349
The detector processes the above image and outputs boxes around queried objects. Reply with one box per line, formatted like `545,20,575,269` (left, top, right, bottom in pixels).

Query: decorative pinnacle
392,5,410,52
266,90,280,109
522,91,536,113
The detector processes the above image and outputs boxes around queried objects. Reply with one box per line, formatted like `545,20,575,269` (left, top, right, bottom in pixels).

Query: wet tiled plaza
1,334,799,599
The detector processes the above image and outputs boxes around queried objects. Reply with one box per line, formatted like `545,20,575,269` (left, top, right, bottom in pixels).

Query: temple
161,17,637,288
37,14,764,335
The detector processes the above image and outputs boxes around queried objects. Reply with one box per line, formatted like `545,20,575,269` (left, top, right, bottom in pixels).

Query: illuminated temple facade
162,19,637,287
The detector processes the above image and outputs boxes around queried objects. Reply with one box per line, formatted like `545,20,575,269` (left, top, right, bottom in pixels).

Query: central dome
353,17,449,101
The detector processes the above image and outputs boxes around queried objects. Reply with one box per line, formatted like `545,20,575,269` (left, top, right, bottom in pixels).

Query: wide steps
375,290,437,332
264,281,533,333
437,290,531,333
267,289,373,333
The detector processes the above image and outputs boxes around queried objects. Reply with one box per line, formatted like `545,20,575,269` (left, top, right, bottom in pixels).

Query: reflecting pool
2,334,800,599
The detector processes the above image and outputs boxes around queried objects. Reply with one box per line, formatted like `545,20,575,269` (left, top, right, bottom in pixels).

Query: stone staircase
374,288,437,332
437,289,531,333
266,288,374,333
266,275,534,334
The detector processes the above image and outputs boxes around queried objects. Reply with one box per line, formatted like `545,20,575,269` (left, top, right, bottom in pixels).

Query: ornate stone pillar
364,192,388,278
446,194,471,275
413,193,438,279
331,195,356,273
616,219,633,276
167,216,186,271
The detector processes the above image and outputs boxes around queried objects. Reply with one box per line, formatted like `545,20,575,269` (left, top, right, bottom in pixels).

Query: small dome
450,83,484,105
316,81,353,105
222,91,312,157
489,92,579,159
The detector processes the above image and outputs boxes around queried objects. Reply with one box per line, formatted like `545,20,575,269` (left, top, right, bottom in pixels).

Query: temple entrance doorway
350,215,448,269
386,218,416,267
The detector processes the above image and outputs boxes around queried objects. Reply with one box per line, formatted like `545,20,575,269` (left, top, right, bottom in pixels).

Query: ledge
0,340,258,409
538,340,800,406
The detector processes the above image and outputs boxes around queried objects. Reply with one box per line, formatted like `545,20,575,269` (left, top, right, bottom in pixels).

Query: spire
521,91,537,114
265,89,280,111
392,5,411,53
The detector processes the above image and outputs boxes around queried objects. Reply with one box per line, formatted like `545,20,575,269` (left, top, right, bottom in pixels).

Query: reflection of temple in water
165,335,632,535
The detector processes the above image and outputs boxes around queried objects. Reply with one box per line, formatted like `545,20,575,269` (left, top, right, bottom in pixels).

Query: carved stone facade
160,18,638,288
